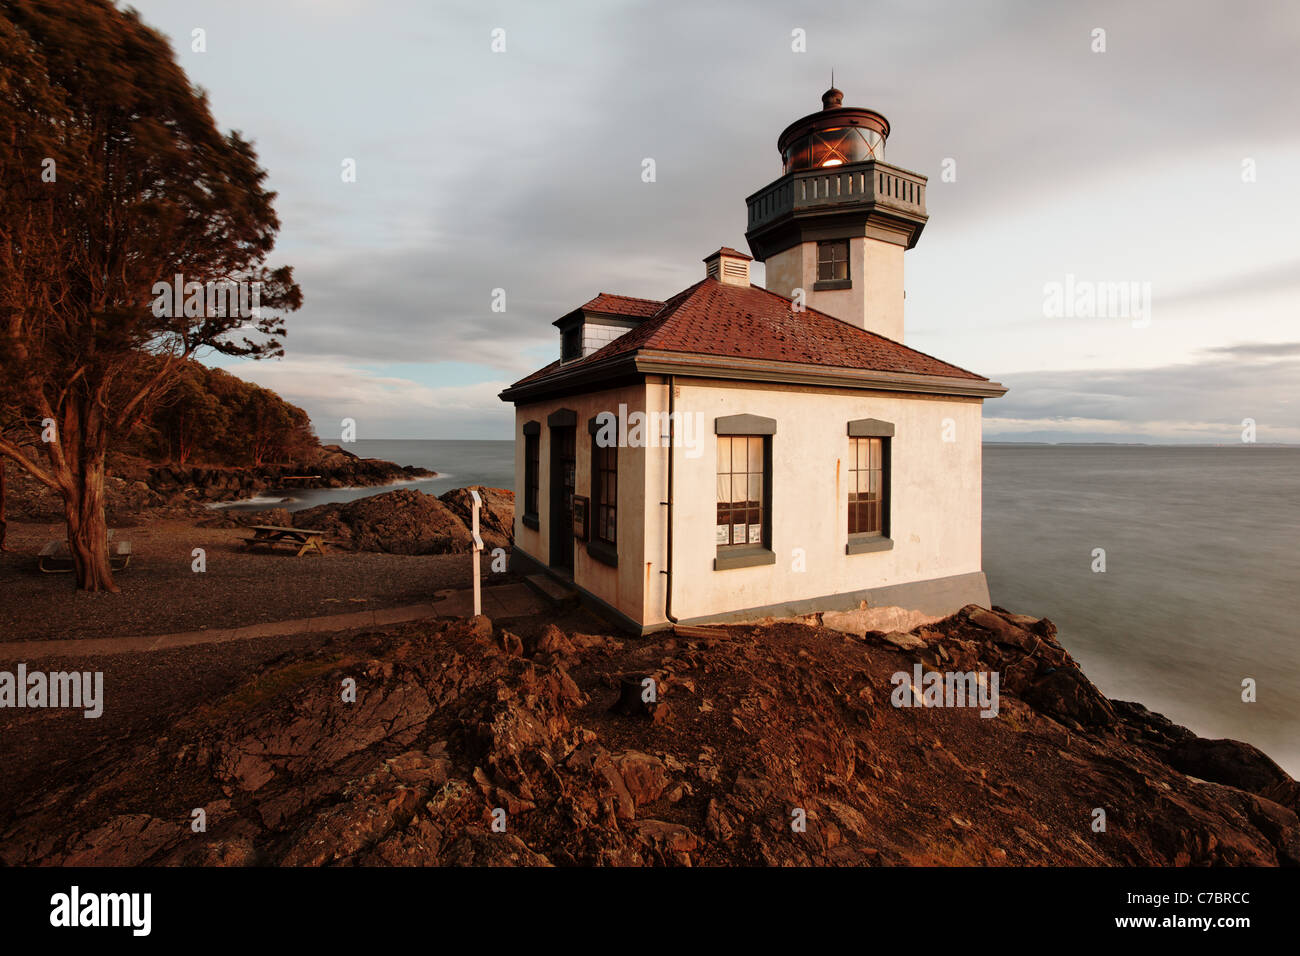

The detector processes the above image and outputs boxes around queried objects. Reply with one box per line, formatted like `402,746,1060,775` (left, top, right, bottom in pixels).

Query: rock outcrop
2,606,1295,867
255,486,515,555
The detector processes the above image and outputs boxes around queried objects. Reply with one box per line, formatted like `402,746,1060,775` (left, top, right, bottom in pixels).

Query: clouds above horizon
131,0,1300,441
986,341,1300,444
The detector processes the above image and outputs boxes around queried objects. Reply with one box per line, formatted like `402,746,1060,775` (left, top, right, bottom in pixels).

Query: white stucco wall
513,385,648,620
762,237,905,341
640,377,984,627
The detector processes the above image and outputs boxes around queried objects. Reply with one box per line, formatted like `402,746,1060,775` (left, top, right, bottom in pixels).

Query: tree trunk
62,451,117,592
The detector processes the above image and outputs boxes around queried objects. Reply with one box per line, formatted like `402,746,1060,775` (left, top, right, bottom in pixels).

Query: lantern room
777,87,890,172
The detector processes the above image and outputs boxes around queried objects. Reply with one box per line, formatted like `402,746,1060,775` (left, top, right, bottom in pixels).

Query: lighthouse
745,88,929,343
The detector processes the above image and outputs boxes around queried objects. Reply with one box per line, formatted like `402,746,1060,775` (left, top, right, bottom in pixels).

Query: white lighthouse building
500,89,1006,634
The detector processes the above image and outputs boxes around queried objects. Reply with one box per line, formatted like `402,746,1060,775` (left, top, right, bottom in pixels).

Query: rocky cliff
3,605,1295,866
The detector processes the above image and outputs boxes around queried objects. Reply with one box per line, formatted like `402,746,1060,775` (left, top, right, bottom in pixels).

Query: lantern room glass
782,126,885,173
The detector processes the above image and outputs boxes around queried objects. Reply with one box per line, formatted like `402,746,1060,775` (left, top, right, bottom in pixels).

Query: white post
470,489,483,617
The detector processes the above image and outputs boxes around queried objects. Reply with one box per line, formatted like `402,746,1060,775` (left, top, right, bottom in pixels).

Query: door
549,425,576,572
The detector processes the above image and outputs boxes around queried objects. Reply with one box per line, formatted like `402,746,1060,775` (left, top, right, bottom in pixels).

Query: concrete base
510,546,990,637
670,570,991,631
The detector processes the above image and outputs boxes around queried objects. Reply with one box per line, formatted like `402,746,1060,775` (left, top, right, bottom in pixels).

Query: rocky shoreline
149,444,436,507
2,604,1295,866
4,444,436,521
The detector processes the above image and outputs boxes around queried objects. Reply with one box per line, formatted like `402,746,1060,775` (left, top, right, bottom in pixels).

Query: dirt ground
0,519,513,642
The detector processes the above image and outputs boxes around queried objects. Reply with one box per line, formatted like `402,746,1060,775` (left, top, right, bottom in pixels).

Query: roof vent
703,247,752,287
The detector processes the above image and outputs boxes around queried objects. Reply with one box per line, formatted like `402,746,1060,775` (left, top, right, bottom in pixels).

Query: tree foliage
0,0,301,589
138,362,316,468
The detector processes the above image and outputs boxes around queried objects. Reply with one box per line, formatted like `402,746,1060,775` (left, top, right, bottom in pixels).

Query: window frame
815,239,851,287
522,422,540,530
585,417,618,567
713,414,777,571
846,419,893,554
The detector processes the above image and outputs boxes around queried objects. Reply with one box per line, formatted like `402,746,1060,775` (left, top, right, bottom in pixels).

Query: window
523,431,539,523
561,326,581,361
817,240,849,282
713,415,776,570
848,437,884,535
716,435,766,549
592,440,617,546
585,417,618,566
846,419,892,554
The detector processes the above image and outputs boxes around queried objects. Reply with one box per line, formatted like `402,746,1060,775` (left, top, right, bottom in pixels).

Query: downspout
662,375,678,624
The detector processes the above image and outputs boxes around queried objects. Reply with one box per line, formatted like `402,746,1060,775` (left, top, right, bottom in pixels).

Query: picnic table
242,525,332,557
39,529,133,573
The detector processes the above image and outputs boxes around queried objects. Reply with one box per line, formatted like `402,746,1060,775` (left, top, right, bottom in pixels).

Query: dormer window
554,295,660,363
561,326,581,362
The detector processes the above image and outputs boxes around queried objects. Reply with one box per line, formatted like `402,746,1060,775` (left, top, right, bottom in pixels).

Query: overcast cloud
128,0,1300,441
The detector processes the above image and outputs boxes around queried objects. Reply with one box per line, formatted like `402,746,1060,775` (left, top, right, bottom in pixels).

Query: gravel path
0,519,513,642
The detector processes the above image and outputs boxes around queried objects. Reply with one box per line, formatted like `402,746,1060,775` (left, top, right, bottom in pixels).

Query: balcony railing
746,160,927,233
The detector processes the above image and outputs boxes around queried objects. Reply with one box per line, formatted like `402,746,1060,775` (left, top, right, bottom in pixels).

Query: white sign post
470,489,484,617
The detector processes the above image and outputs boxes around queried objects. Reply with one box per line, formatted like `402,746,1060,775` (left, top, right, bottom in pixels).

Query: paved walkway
0,583,543,660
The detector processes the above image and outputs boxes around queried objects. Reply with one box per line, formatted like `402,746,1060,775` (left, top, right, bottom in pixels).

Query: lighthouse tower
745,88,928,343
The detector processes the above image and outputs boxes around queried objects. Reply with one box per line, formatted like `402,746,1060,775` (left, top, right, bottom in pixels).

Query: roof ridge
592,291,663,304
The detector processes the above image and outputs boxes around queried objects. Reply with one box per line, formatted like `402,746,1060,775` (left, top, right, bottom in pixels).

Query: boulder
1168,737,1293,794
1021,667,1117,728
438,486,515,552
292,489,473,554
615,751,670,809
964,607,1036,650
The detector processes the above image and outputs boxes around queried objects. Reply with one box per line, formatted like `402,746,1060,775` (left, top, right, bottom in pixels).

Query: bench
38,537,133,573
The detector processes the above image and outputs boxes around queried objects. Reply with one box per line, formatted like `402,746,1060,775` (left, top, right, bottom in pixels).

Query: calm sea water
221,440,1299,774
984,445,1300,776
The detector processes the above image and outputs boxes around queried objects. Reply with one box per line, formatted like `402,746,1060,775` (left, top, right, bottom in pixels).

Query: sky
129,0,1300,443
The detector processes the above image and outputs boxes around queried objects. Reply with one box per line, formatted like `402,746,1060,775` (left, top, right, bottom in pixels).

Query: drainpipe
662,375,678,624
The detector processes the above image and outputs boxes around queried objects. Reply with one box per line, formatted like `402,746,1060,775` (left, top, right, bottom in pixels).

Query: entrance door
549,425,576,572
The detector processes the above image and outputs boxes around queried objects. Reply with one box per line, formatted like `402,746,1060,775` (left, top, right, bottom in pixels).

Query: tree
151,363,231,466
0,0,301,590
235,383,316,467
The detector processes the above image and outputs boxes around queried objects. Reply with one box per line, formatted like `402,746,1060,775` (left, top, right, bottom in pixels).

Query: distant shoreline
205,474,431,511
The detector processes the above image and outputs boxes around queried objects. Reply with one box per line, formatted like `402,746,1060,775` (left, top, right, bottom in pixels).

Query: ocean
984,445,1300,776
219,440,1300,774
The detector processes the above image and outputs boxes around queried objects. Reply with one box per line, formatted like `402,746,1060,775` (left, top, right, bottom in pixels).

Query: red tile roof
508,279,989,392
580,292,663,318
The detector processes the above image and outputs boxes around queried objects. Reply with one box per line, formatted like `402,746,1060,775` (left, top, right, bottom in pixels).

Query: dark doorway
549,424,576,572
